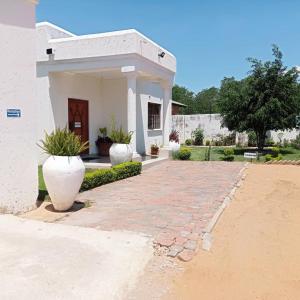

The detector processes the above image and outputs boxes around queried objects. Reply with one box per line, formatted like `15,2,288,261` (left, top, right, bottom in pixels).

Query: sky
37,0,300,93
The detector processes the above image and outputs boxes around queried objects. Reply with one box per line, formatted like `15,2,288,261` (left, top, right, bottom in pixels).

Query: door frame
68,98,89,153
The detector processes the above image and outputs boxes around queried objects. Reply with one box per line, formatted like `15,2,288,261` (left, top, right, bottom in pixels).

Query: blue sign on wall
7,109,21,118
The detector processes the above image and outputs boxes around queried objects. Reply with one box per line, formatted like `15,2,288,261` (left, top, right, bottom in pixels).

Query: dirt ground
166,164,300,300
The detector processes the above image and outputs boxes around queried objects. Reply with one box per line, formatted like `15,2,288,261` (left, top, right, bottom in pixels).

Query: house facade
36,22,176,162
0,0,38,213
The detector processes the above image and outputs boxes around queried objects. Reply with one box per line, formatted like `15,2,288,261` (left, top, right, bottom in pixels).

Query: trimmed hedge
80,161,142,191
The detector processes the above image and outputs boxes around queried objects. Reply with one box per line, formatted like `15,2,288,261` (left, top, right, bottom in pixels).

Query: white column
162,81,173,147
124,71,137,153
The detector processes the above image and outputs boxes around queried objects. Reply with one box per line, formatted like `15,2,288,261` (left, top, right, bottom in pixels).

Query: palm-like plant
38,127,89,156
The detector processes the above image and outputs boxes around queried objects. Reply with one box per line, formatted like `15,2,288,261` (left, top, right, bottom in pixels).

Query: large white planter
169,141,180,152
43,156,85,211
109,143,133,166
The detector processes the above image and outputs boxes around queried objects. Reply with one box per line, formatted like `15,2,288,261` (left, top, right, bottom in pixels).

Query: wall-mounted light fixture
46,48,53,55
158,51,165,58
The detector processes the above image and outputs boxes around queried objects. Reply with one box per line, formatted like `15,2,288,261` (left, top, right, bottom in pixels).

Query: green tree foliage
172,85,220,114
194,87,220,114
172,84,195,114
219,45,300,150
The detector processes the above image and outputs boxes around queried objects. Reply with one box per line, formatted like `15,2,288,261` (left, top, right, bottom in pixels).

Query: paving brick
167,245,184,257
178,249,195,262
184,240,198,251
59,161,245,261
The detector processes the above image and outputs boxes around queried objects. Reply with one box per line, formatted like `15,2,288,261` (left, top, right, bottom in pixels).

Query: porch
36,22,176,164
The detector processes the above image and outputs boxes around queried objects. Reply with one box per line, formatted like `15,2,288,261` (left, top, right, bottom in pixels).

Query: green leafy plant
223,147,235,161
265,153,283,162
205,145,211,161
109,118,133,144
192,128,204,145
271,147,280,157
38,127,89,156
174,147,192,160
80,162,142,191
205,140,211,146
185,139,193,146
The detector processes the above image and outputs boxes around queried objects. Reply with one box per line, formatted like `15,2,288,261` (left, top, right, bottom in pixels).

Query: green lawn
187,146,300,162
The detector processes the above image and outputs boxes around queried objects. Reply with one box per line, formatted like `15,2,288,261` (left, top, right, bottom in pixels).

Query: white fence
172,113,299,144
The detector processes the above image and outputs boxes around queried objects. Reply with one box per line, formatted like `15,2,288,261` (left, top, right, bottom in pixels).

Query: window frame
147,102,162,130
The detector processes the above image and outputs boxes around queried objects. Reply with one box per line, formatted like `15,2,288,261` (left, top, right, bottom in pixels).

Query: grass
187,146,300,162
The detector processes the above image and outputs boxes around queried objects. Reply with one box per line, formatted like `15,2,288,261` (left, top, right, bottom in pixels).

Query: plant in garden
150,144,159,155
175,147,192,160
271,147,280,157
185,138,193,146
222,147,235,161
38,127,89,156
205,140,211,146
109,118,133,144
247,131,257,147
192,128,204,145
169,129,179,143
219,45,300,150
291,134,300,149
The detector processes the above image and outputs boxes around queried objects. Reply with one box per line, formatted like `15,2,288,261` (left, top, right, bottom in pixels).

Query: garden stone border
265,160,300,165
201,162,249,251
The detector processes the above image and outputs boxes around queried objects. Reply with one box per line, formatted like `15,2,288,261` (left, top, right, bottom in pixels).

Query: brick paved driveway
60,161,245,260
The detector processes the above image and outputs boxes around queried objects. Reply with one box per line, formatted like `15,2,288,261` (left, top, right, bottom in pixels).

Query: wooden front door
68,99,89,154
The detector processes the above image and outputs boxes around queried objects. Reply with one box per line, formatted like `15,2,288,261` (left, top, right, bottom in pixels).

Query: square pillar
162,81,173,147
122,66,137,153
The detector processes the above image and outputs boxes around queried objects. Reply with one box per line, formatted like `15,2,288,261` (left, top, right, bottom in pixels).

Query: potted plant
95,127,113,156
151,144,159,156
108,119,133,166
169,129,180,152
38,127,88,211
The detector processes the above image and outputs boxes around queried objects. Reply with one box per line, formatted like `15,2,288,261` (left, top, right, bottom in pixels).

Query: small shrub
185,139,193,146
81,169,116,191
169,129,179,143
265,154,273,162
223,147,235,161
192,128,204,145
205,140,211,146
271,147,280,157
175,148,192,160
223,148,234,156
112,161,142,180
80,162,142,191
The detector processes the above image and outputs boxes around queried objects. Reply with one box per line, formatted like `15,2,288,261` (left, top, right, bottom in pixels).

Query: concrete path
60,161,245,260
0,215,152,300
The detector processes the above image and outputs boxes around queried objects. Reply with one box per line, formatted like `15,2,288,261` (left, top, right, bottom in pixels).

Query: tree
218,45,300,150
194,87,220,114
172,84,195,114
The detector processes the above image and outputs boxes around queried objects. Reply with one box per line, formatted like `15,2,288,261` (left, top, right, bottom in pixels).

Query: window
148,103,161,130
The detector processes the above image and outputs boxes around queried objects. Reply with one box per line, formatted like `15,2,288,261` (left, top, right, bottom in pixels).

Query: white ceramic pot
169,141,180,152
43,156,85,211
109,143,133,166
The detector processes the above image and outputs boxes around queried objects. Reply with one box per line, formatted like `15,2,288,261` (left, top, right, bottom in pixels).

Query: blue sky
37,0,300,93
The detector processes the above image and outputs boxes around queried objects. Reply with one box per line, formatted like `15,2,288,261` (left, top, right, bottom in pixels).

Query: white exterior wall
268,129,299,143
100,78,127,131
137,80,164,154
0,0,38,213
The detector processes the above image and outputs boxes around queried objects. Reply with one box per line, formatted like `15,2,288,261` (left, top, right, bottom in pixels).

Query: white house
36,22,176,162
0,0,38,213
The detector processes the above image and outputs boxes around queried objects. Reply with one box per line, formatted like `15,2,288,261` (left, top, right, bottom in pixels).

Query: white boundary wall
172,114,299,144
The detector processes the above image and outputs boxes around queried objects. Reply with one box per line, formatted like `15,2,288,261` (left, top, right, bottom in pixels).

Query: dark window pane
148,103,161,129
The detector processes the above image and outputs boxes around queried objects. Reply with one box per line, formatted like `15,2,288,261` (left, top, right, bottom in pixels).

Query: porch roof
36,22,176,79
